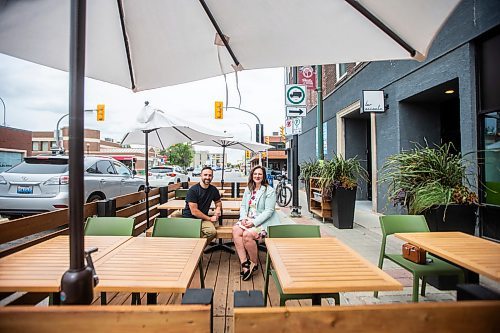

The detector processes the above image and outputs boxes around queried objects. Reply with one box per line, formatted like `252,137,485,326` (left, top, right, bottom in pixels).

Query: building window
42,141,49,151
32,141,40,151
336,63,348,81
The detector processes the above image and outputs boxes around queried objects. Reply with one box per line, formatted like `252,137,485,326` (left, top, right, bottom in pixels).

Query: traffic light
262,152,267,159
245,150,251,159
265,136,270,145
215,101,223,119
96,104,105,121
280,126,285,140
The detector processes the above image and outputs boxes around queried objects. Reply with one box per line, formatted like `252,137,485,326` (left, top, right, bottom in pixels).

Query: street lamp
239,122,252,141
0,96,5,126
55,109,95,151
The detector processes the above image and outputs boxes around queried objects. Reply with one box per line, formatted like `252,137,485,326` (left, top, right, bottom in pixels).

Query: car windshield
151,167,173,174
5,158,69,174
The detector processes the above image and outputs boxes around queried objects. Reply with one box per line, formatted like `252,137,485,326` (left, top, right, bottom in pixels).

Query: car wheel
177,179,181,183
87,193,104,203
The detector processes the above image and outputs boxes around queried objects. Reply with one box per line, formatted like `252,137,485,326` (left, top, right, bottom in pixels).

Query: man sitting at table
182,166,222,242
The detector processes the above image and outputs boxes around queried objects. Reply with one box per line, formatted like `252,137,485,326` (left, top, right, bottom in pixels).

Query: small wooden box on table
309,177,332,221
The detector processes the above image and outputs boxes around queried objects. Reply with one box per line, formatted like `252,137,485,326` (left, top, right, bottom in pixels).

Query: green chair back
175,189,189,199
268,224,320,238
152,217,202,238
84,217,135,236
380,215,429,236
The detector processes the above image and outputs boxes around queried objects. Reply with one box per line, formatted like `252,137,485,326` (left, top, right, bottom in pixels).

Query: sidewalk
276,189,460,305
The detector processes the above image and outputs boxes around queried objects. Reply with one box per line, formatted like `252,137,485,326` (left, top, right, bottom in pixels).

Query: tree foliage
161,143,194,168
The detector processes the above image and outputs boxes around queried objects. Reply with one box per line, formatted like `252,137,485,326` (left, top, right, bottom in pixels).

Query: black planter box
332,187,356,229
423,204,477,235
423,204,478,289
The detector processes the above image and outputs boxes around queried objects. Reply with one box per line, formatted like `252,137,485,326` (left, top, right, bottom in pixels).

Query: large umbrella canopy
193,138,273,186
121,104,228,149
0,0,461,92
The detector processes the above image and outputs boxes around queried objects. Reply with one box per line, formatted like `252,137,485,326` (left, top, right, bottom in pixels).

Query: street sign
285,119,293,136
285,84,306,106
292,117,302,135
286,106,306,117
298,66,316,90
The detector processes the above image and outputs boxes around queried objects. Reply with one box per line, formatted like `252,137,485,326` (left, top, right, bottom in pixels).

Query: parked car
186,166,194,172
270,169,282,180
0,155,145,217
192,166,202,176
148,165,189,187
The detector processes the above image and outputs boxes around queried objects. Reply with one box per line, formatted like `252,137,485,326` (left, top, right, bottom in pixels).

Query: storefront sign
361,90,385,113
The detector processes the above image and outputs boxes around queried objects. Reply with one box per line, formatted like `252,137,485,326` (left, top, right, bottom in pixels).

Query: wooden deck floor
91,226,329,333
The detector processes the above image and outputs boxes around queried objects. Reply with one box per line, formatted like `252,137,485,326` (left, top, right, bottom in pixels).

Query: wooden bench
234,301,500,333
0,305,211,333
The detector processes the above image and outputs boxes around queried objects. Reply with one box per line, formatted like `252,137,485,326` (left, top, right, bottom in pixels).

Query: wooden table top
0,236,131,292
265,238,402,294
94,237,206,293
394,232,500,281
157,199,241,211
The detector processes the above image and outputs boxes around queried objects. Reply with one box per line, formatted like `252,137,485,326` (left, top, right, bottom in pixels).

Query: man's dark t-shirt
182,183,221,218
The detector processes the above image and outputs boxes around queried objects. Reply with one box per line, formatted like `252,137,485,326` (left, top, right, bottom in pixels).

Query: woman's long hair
248,165,269,193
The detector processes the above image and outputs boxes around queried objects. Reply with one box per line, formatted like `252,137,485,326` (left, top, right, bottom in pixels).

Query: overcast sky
0,54,286,162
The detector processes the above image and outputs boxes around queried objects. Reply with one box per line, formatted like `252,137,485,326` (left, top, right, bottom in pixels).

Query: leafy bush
381,142,478,214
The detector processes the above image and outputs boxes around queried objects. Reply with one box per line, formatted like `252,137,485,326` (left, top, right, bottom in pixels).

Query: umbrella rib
116,0,136,90
172,126,193,141
154,130,166,150
198,0,240,67
345,0,417,58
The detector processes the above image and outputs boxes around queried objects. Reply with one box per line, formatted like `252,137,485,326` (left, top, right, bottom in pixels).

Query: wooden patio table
265,237,402,305
0,235,130,293
394,232,500,281
94,237,206,304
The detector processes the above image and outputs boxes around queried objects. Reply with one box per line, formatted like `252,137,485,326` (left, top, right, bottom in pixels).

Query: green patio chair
175,189,189,199
84,216,135,305
84,216,135,236
152,217,205,288
375,215,465,302
263,224,340,306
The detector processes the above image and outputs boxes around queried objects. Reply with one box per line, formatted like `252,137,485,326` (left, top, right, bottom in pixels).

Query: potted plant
381,142,478,235
317,155,368,229
300,159,322,212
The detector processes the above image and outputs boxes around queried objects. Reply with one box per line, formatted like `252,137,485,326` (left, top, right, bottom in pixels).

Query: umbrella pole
144,131,150,229
221,145,226,190
61,0,94,305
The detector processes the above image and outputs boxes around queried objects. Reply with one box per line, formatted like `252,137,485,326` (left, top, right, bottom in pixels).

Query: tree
162,143,194,168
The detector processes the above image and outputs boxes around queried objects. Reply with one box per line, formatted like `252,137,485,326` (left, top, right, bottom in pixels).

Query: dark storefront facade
295,0,500,239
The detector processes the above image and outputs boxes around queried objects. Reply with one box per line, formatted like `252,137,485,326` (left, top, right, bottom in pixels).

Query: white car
0,155,145,217
148,165,189,187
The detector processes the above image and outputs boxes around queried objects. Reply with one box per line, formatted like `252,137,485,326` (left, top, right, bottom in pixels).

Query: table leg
311,294,321,306
147,293,157,305
204,239,235,254
50,292,61,305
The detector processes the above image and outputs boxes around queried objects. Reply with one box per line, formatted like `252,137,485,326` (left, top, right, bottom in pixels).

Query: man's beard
202,179,211,185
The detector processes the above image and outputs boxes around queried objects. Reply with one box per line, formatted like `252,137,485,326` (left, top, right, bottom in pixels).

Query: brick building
0,126,32,172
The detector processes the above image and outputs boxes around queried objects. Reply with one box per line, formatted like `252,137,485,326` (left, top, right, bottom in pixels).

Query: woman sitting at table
233,165,280,281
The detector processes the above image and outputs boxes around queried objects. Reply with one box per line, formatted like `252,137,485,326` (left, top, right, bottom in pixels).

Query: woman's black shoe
242,261,258,281
240,259,250,276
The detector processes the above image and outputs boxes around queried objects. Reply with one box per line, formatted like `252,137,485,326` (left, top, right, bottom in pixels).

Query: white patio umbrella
121,102,228,229
0,0,462,304
193,138,273,188
0,0,461,92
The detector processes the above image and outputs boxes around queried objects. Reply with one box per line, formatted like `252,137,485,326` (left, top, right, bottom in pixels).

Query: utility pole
317,65,324,160
290,67,301,217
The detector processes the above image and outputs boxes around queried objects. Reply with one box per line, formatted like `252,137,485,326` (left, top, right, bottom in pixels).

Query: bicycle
275,175,292,207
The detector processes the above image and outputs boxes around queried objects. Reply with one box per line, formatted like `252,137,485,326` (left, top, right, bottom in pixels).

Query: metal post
144,130,151,228
60,0,94,305
290,67,301,217
316,65,324,160
56,114,69,150
0,96,6,126
221,145,226,189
